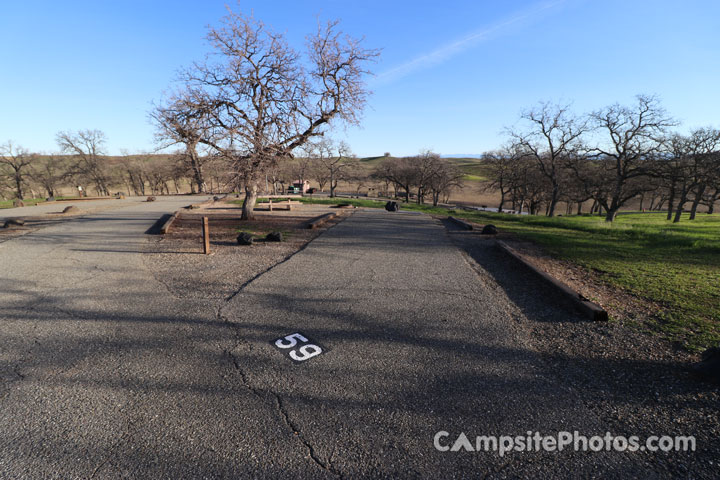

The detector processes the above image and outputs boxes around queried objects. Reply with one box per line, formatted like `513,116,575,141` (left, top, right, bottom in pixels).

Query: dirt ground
143,200,352,300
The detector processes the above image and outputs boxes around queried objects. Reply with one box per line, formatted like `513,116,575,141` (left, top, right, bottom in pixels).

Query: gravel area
445,223,720,478
143,201,352,300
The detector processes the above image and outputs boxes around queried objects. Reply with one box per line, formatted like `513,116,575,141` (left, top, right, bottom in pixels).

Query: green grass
462,174,486,182
452,211,720,351
457,161,490,179
0,198,46,209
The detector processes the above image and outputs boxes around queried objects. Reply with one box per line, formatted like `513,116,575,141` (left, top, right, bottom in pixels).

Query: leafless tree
508,102,587,217
663,128,720,222
56,130,112,196
484,148,525,212
587,95,675,221
168,9,378,219
151,90,214,193
376,157,417,203
32,154,68,198
309,139,353,197
0,142,35,200
426,156,463,206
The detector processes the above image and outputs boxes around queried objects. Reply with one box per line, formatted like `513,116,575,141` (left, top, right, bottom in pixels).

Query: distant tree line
374,151,464,206
486,95,720,222
0,130,234,201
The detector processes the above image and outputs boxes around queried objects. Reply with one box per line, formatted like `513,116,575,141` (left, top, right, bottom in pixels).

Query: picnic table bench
262,200,302,211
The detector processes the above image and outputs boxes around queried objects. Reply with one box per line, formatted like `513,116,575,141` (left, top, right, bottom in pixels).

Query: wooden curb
307,212,338,229
496,240,609,322
160,213,178,234
448,216,473,230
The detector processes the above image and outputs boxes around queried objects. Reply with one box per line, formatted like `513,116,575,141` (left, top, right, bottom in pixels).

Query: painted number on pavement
272,332,324,363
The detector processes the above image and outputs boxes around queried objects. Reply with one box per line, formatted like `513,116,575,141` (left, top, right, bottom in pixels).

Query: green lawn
269,197,719,351
0,198,46,209
462,211,720,351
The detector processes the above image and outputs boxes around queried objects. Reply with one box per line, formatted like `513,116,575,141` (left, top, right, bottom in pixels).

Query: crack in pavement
214,216,356,478
271,392,341,478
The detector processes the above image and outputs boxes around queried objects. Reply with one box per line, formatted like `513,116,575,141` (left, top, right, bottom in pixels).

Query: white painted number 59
273,332,323,362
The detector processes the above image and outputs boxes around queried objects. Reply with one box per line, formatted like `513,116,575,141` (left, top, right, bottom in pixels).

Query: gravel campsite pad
143,201,350,300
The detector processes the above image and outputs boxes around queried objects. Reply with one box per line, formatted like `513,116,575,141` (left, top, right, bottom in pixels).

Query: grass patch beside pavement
459,211,720,352
0,198,46,209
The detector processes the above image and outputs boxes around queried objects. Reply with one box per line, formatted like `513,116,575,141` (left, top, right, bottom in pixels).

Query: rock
692,345,720,384
213,196,220,202
265,232,283,242
3,218,25,228
385,201,399,212
237,232,254,245
146,196,156,202
481,224,498,235
46,196,56,202
62,206,80,214
115,193,126,199
12,199,24,208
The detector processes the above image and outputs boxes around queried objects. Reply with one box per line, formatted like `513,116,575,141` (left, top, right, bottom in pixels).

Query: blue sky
1,0,719,157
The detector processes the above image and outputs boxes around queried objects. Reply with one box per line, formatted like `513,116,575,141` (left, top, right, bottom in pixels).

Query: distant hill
441,154,484,159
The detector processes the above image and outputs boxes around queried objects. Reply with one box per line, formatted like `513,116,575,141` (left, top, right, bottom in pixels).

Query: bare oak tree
32,154,68,198
170,9,378,219
589,95,675,221
56,130,112,196
0,142,35,200
309,139,353,197
151,90,213,193
508,102,587,217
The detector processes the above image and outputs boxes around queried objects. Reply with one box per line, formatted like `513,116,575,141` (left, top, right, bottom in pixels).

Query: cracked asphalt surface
1,202,662,477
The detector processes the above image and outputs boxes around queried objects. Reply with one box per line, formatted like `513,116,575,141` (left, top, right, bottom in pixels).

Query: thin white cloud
374,0,566,85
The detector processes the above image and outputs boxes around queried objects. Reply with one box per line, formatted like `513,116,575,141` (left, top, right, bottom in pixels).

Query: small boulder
3,218,25,228
237,232,254,245
146,196,156,202
115,193,126,199
12,199,24,208
265,231,283,242
481,224,498,235
213,196,220,202
692,345,720,384
385,201,399,212
62,205,80,214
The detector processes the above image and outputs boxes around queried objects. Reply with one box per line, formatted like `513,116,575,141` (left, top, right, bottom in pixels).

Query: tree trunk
673,188,688,223
689,184,706,220
666,183,676,220
707,188,719,214
497,191,505,213
241,183,258,220
15,175,24,200
605,208,618,222
577,202,583,215
547,184,559,217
